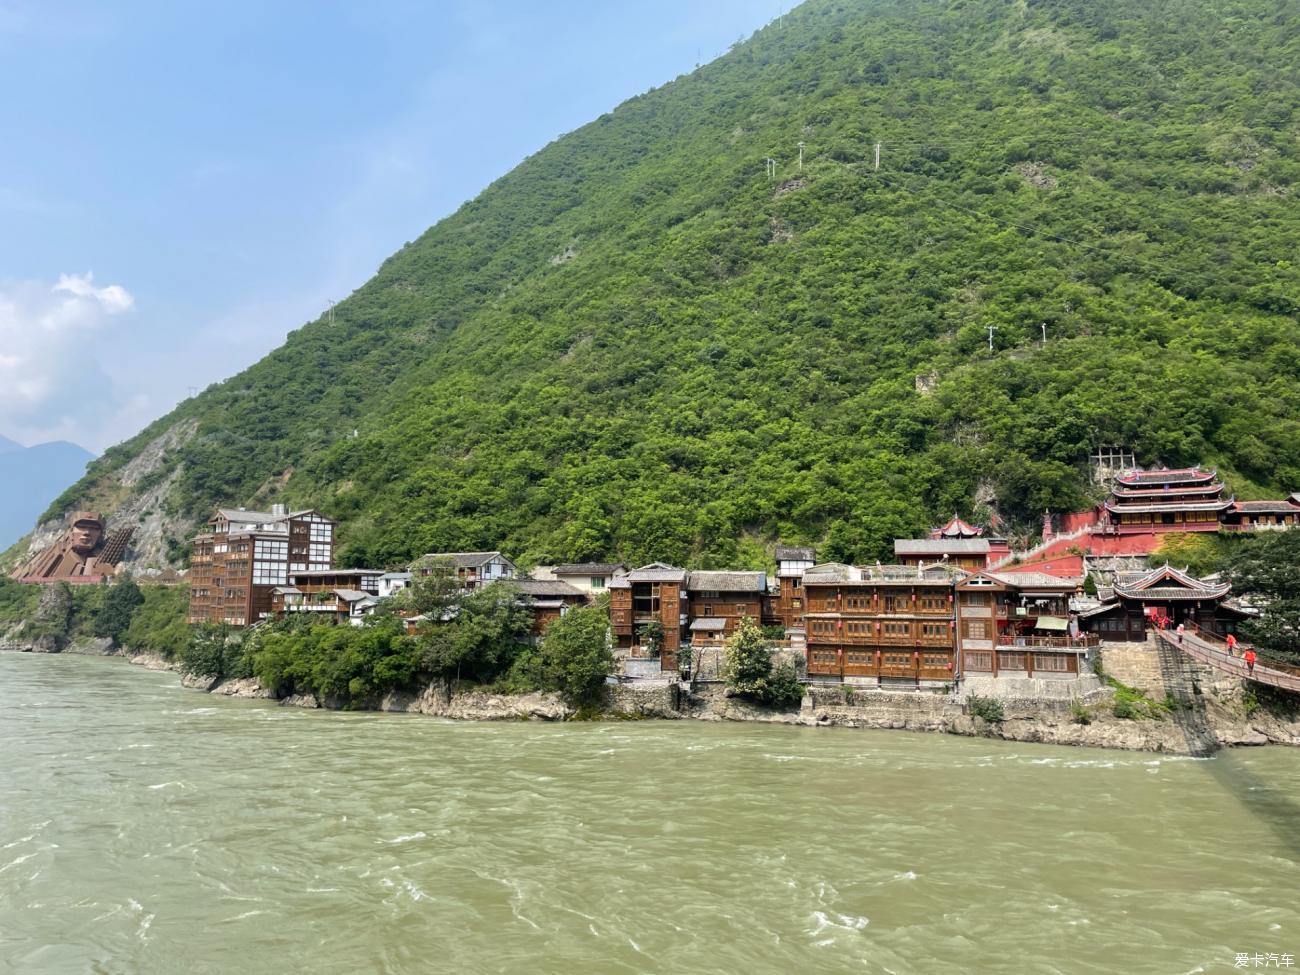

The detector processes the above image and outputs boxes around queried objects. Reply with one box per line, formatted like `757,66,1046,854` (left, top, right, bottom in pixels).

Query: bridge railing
1156,629,1300,693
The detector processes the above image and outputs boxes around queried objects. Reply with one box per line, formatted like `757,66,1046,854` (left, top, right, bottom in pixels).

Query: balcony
996,633,1098,650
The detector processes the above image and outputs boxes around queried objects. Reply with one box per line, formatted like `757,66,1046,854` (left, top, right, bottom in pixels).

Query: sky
0,0,780,453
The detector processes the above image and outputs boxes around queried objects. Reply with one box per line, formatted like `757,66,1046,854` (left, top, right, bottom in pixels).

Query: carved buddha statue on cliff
11,511,134,583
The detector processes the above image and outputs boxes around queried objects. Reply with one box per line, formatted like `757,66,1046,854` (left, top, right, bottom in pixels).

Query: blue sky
0,0,779,452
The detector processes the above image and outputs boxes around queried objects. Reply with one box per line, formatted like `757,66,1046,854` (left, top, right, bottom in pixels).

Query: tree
92,578,144,642
1225,529,1300,665
722,616,804,707
534,602,614,707
413,580,532,685
723,616,773,698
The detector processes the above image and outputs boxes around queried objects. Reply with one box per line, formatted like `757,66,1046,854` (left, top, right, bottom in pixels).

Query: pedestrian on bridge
1244,648,1257,674
1176,622,1185,644
1226,633,1238,656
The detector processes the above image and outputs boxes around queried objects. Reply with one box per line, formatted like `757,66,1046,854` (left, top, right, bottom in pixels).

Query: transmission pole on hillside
765,157,777,180
1041,322,1047,347
986,325,998,352
875,142,882,171
797,141,806,171
327,300,336,326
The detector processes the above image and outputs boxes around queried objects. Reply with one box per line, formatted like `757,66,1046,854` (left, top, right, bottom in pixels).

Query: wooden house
685,570,768,645
802,563,960,688
413,551,517,590
774,545,815,632
608,563,689,669
955,572,1093,679
514,579,588,635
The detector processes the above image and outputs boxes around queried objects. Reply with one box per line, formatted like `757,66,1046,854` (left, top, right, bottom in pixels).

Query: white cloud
0,272,135,448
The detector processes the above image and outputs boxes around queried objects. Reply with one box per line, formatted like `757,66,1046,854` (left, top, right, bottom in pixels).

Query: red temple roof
1116,467,1218,487
929,514,983,539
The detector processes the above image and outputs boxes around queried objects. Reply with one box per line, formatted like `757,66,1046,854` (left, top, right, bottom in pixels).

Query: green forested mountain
41,0,1300,569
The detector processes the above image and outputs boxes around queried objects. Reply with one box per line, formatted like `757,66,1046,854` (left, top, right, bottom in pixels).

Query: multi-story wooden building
802,563,961,687
955,571,1093,679
269,569,383,626
774,545,815,632
188,506,337,626
609,563,688,669
685,571,768,646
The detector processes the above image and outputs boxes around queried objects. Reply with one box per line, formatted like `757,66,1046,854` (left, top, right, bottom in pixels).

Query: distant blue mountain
0,438,96,551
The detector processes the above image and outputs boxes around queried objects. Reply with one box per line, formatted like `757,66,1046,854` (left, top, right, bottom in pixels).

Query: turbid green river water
1,654,1297,974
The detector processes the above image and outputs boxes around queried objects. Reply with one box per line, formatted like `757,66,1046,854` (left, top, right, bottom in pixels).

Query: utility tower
986,325,998,352
797,141,806,171
874,141,882,171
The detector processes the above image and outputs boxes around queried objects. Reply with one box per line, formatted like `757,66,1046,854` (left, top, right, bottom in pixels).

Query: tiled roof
1114,585,1229,601
933,514,983,538
775,545,816,561
687,570,767,592
987,571,1081,590
515,579,586,598
334,589,371,602
553,563,627,576
1104,498,1233,514
689,618,728,632
626,562,688,583
895,538,990,555
1234,500,1300,513
419,552,512,569
803,563,959,585
1116,467,1217,485
1112,564,1230,601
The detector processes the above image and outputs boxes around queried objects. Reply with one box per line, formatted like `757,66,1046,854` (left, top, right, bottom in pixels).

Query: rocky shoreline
5,637,1299,756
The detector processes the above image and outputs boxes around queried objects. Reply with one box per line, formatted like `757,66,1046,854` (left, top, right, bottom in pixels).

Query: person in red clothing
1244,648,1257,674
1226,633,1238,656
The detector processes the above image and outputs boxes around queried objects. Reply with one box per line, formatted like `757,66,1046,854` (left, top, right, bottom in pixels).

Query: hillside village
170,464,1300,699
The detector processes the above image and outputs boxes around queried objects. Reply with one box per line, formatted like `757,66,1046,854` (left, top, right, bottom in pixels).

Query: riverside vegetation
21,0,1300,573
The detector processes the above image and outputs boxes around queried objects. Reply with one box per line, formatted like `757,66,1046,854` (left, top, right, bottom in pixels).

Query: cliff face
7,420,197,577
25,0,1300,570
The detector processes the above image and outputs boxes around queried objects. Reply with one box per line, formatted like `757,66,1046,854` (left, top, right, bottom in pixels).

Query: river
0,654,1297,974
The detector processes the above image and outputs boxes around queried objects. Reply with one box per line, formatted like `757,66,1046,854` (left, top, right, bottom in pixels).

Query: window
792,598,802,610
703,605,713,616
591,577,606,590
309,523,333,542
965,620,988,640
997,651,1027,670
1034,654,1070,673
965,651,993,671
885,622,909,636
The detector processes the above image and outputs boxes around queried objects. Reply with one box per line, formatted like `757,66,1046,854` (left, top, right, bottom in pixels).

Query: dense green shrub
122,586,192,659
967,695,1005,723
251,619,420,704
92,578,144,642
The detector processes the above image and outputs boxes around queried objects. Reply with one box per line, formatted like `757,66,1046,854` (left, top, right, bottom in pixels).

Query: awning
1034,616,1069,632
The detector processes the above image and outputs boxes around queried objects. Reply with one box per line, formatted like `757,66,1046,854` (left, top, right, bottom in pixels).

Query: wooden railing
996,634,1099,650
1156,628,1300,693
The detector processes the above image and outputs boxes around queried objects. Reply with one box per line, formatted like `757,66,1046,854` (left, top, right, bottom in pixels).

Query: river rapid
1,654,1297,974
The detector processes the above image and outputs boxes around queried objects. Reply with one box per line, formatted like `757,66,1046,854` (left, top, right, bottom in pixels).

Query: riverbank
6,638,1299,755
